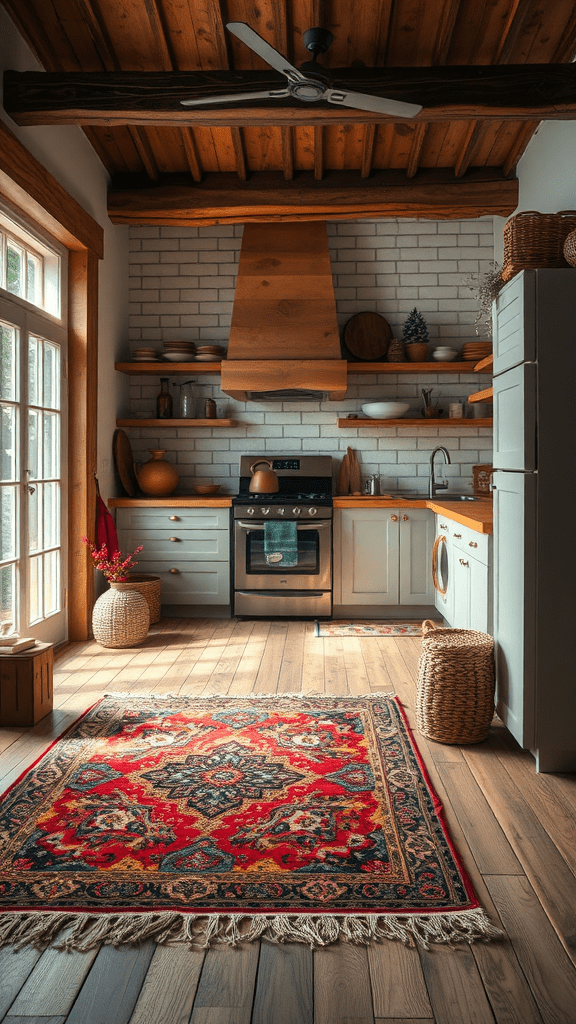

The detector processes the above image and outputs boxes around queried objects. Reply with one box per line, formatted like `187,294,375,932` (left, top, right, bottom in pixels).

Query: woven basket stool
416,619,495,745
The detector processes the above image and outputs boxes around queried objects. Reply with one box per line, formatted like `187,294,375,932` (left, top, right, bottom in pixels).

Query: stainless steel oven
232,455,333,618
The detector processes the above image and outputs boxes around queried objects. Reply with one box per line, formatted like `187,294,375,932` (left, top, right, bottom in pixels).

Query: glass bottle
156,378,173,419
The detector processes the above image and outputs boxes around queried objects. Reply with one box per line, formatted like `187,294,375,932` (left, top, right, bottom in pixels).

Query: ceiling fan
181,22,422,118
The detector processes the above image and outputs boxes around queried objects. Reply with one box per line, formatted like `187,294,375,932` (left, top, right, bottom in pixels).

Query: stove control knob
309,507,318,516
263,507,270,515
278,508,285,515
292,507,301,515
247,508,255,515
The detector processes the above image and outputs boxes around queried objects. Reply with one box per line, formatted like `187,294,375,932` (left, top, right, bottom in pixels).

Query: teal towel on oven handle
263,520,298,567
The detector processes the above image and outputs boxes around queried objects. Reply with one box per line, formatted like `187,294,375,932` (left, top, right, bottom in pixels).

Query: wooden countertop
108,496,233,508
334,495,493,534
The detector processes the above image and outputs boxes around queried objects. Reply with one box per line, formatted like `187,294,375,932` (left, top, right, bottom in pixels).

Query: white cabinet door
339,509,400,605
451,553,472,629
493,471,536,749
399,509,435,605
493,271,536,374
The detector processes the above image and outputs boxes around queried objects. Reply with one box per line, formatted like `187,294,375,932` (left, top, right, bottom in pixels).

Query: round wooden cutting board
113,429,139,497
343,311,393,361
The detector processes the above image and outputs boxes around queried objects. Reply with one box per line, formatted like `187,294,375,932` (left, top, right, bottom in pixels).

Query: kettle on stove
249,460,279,493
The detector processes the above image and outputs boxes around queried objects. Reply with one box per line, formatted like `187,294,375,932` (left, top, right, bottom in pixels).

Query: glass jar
173,380,196,418
156,378,173,419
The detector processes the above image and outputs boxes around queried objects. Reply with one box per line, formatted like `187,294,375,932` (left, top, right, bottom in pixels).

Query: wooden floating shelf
116,362,222,374
116,418,238,427
337,417,493,428
473,354,494,372
116,361,491,377
467,387,494,403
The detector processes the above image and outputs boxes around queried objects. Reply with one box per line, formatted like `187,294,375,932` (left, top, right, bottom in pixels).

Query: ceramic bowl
361,401,410,419
193,484,221,495
432,347,458,361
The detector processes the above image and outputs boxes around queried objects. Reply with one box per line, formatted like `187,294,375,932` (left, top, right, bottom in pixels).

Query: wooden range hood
220,222,347,402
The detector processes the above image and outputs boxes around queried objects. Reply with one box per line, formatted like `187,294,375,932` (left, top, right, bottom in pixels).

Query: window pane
28,479,42,553
28,336,41,407
28,409,41,480
43,412,59,478
43,549,60,616
1,321,17,401
0,485,17,560
7,242,24,297
1,405,17,481
27,253,42,306
0,563,17,633
44,481,59,548
28,554,42,623
43,342,60,410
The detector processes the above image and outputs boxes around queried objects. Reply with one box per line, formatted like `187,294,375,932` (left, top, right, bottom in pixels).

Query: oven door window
245,527,320,575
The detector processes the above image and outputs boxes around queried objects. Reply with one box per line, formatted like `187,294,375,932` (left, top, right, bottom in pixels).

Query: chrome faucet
429,446,451,498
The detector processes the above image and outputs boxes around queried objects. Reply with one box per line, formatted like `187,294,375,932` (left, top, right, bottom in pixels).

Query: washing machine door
432,528,453,625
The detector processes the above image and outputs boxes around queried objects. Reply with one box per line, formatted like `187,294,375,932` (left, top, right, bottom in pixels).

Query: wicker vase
125,573,162,624
92,582,150,648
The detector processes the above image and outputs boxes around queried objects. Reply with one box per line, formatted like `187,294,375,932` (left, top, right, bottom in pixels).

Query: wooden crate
0,642,54,726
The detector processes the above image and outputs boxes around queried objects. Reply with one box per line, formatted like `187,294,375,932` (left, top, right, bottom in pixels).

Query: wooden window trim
0,119,104,640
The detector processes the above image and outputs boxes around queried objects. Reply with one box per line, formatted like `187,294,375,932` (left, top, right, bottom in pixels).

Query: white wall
0,7,129,505
126,219,494,496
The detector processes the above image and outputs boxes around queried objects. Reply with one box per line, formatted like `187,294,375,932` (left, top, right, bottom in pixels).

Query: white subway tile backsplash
126,218,493,487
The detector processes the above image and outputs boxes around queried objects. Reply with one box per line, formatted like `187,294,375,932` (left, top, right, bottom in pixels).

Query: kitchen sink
395,494,478,501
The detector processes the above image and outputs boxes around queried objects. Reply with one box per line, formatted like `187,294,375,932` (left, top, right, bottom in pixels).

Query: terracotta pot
406,343,428,362
137,450,179,496
92,582,150,648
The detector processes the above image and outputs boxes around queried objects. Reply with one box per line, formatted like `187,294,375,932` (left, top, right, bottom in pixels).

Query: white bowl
432,348,458,361
361,401,410,419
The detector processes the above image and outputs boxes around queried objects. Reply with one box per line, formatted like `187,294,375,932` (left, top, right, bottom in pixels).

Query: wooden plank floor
2,618,576,1024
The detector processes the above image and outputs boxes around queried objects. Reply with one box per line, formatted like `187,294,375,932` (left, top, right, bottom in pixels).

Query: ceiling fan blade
181,88,290,107
226,22,306,81
326,88,422,118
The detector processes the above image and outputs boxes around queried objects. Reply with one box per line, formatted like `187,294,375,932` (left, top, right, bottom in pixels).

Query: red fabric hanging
95,484,119,555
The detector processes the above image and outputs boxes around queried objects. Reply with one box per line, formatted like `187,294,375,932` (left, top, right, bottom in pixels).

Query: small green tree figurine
403,307,429,345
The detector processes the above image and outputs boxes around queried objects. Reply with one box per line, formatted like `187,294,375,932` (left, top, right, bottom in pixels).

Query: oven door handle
235,520,330,531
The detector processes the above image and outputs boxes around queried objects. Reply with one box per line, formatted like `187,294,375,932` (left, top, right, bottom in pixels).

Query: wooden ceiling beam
503,120,540,176
281,127,294,181
231,127,248,181
454,121,482,178
314,126,324,181
7,64,576,126
360,124,376,179
180,129,202,182
107,168,518,224
406,124,427,179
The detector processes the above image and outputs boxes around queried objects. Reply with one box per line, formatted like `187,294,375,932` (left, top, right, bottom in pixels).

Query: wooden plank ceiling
3,0,576,223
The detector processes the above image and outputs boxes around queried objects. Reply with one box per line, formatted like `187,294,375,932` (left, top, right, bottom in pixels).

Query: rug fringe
104,691,397,702
0,909,502,952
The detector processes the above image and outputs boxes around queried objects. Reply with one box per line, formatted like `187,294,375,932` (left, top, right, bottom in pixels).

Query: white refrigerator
492,268,576,773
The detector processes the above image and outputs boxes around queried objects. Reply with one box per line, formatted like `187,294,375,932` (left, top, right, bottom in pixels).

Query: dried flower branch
82,538,143,582
462,261,504,337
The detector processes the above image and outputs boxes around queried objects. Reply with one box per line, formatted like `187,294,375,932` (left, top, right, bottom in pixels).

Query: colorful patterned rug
315,621,428,637
0,693,500,951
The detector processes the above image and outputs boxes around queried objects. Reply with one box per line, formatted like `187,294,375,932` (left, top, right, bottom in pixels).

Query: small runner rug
0,693,500,952
315,621,426,637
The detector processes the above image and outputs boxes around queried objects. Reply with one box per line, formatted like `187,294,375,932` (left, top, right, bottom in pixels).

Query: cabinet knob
169,568,180,574
169,537,179,542
169,515,179,521
402,514,409,521
440,523,448,529
453,533,462,539
390,514,399,522
459,558,469,566
469,541,478,548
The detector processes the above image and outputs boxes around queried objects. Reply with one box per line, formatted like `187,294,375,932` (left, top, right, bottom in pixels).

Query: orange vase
137,450,179,496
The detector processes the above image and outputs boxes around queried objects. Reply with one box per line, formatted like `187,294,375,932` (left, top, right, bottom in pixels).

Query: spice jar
204,398,216,419
156,378,173,419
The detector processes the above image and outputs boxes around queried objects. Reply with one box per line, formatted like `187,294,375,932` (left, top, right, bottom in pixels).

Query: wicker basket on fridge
416,620,495,744
502,210,576,282
125,573,162,624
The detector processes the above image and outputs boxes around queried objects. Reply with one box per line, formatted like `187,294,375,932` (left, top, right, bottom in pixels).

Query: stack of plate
461,342,492,361
162,341,196,362
131,347,159,362
195,345,225,362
